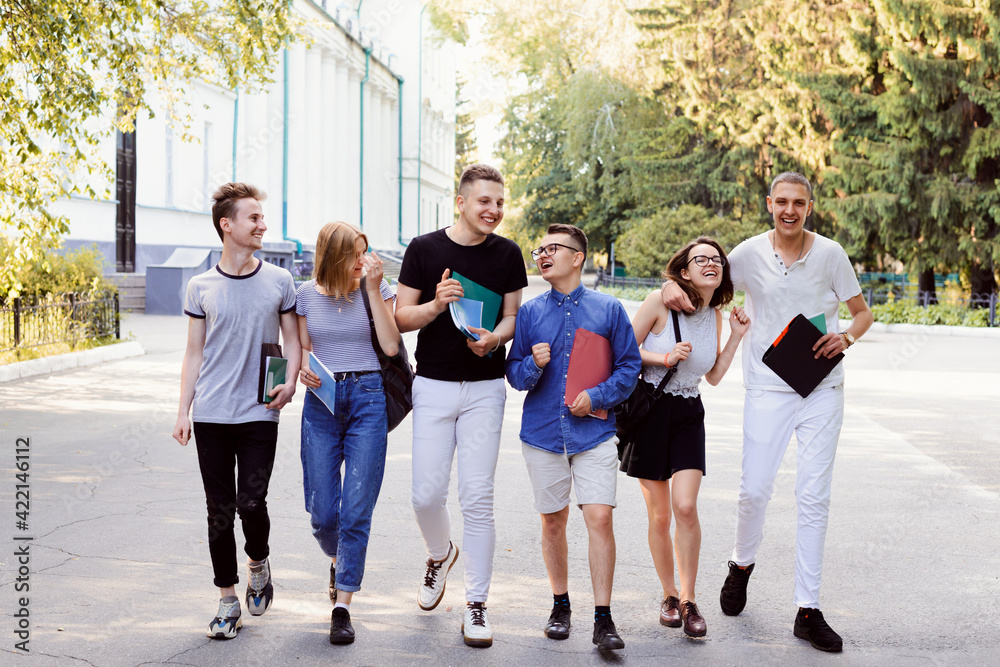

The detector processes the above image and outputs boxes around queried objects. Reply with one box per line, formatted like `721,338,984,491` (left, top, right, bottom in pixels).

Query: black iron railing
2,292,120,353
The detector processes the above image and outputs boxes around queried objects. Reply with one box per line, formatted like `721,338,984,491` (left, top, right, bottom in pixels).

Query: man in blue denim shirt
506,224,641,652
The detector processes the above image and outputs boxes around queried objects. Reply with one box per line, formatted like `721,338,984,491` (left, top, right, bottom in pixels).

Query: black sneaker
592,616,625,651
329,564,337,605
544,605,571,640
794,607,843,652
329,607,356,645
720,561,754,616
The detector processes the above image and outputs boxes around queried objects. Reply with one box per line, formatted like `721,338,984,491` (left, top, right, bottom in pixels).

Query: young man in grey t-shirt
172,183,301,639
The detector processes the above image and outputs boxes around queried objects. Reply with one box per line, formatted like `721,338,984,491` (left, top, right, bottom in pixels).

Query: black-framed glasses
687,255,726,268
531,243,582,261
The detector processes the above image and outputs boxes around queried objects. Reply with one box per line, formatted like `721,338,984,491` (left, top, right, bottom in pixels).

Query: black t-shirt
398,228,528,381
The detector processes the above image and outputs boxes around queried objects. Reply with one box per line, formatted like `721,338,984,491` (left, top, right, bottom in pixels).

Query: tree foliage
0,0,297,301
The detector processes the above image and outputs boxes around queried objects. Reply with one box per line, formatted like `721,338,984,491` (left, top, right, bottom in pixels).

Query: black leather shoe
329,607,355,645
592,617,625,651
329,564,337,605
794,607,842,652
544,605,571,640
720,561,754,616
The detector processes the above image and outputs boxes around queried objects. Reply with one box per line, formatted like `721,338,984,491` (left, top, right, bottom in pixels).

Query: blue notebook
307,352,337,416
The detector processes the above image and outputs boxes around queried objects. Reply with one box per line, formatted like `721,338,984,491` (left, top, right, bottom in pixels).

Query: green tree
454,77,478,186
1,0,297,301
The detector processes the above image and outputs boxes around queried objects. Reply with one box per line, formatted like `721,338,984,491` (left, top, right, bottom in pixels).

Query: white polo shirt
729,231,862,392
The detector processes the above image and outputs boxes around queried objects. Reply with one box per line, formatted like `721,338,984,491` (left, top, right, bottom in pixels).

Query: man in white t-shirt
662,172,873,653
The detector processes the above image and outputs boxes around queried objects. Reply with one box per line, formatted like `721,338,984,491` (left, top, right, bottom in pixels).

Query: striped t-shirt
295,279,395,373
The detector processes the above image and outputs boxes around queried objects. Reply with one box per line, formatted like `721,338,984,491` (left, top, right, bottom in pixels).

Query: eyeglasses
531,243,582,261
687,255,726,267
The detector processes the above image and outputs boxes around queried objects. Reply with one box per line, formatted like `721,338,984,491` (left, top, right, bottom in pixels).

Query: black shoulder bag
613,309,682,456
360,277,415,432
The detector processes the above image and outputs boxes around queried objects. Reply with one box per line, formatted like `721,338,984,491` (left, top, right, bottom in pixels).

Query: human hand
266,382,296,410
299,367,321,389
666,341,692,367
729,306,750,336
661,281,695,313
433,269,463,315
363,252,384,293
812,332,847,359
531,342,551,369
466,327,498,357
569,390,593,417
172,415,192,446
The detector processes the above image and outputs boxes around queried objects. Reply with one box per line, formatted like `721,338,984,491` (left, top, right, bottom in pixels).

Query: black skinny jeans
193,421,278,588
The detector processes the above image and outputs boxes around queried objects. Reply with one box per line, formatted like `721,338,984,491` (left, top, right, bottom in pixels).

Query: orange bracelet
664,354,673,368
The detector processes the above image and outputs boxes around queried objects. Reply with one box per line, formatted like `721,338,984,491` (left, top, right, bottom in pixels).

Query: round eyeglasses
687,255,726,268
531,243,582,261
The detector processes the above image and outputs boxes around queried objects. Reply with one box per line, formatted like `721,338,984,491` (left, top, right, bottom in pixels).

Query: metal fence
595,271,999,327
1,292,120,353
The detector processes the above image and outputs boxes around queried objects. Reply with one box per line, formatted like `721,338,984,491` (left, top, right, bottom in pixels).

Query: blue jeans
301,372,388,592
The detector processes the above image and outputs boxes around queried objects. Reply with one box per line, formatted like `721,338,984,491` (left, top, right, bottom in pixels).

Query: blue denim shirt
506,283,641,455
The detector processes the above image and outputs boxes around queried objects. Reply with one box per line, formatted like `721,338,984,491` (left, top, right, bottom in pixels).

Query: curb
0,341,146,383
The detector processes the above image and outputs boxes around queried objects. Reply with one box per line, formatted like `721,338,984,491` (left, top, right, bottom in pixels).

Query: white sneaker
207,597,242,639
418,541,459,611
462,601,493,648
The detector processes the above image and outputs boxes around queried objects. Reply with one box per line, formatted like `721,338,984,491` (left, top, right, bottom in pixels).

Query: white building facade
57,0,457,290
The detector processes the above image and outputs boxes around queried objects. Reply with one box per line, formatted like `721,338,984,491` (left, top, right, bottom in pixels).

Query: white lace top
641,306,718,398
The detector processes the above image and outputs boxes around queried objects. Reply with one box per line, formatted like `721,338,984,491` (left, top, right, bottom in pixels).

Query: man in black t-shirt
396,164,528,648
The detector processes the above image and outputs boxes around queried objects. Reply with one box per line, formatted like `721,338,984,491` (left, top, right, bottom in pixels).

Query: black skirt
620,391,706,481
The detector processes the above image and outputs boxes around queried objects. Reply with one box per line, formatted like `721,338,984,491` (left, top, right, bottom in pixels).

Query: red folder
564,328,612,419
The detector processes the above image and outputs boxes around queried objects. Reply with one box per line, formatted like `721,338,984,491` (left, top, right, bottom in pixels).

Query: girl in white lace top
621,236,749,638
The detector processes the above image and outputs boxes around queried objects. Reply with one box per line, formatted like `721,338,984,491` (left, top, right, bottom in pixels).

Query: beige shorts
521,436,619,514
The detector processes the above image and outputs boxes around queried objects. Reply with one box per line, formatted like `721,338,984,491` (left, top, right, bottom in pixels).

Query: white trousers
410,376,506,603
732,385,844,608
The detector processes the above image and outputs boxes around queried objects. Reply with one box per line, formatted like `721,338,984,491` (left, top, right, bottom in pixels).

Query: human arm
394,269,463,333
705,306,750,386
172,317,206,446
266,311,301,409
466,288,522,357
364,254,400,357
812,293,873,359
634,291,691,368
504,307,545,391
297,315,322,389
660,280,696,313
577,303,642,415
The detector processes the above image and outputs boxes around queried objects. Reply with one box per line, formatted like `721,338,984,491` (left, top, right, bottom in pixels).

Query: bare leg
639,479,679,599
581,504,616,606
540,506,570,595
670,469,702,603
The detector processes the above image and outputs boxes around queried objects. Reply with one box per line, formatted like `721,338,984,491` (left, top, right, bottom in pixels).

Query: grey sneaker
329,563,337,605
207,597,242,639
418,542,459,611
246,558,273,616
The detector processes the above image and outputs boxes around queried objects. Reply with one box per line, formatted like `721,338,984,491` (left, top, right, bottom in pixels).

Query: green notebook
451,271,502,331
262,356,288,403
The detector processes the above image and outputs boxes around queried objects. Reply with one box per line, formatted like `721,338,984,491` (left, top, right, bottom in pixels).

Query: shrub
0,236,117,302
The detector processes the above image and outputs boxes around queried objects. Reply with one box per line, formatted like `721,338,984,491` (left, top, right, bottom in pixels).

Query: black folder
257,342,283,403
761,314,843,398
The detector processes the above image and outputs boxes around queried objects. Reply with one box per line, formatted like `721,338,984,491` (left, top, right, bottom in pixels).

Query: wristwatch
841,331,856,348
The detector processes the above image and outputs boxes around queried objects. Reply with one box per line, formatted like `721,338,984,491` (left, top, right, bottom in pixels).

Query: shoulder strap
359,277,387,367
650,309,683,399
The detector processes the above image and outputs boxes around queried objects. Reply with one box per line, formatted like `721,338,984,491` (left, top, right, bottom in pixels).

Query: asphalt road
1,275,997,665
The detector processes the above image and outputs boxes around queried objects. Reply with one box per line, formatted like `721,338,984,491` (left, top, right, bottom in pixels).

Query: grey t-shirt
184,259,297,424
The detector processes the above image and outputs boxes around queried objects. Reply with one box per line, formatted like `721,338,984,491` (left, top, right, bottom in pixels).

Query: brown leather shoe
659,596,682,627
681,600,707,637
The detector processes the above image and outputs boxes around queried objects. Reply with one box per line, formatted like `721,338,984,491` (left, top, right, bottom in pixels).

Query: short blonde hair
313,222,368,300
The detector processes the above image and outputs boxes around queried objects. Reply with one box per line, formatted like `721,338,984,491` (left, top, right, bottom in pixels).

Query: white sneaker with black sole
246,558,273,616
462,601,493,648
207,597,242,639
418,541,459,611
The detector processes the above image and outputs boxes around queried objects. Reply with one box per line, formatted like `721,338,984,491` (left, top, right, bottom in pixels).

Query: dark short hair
212,183,266,242
663,236,734,310
458,163,504,195
546,223,588,258
769,171,813,200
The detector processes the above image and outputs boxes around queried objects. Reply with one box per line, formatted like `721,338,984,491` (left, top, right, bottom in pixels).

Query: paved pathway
2,277,998,665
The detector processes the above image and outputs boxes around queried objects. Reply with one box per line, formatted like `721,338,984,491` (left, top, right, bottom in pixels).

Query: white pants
732,385,844,609
410,376,506,603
